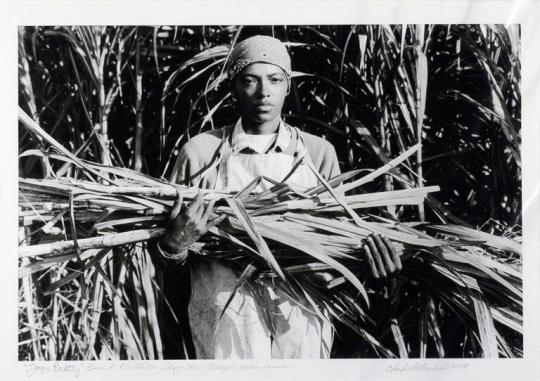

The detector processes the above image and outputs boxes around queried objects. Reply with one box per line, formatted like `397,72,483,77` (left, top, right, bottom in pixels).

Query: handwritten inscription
386,361,470,373
23,361,295,378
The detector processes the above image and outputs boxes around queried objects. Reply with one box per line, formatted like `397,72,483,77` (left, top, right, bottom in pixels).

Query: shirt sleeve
299,131,341,181
314,140,341,181
169,143,197,186
320,142,341,180
168,131,223,188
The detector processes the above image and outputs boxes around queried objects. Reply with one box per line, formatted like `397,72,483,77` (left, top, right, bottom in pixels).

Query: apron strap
282,124,299,156
285,125,317,167
278,125,325,187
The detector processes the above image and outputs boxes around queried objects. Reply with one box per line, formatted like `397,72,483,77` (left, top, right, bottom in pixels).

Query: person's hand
362,233,402,279
158,192,224,263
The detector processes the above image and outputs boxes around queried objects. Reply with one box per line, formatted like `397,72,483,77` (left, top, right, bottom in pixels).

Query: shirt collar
231,118,291,154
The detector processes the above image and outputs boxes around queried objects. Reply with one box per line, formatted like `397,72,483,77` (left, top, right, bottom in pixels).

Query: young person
157,35,401,359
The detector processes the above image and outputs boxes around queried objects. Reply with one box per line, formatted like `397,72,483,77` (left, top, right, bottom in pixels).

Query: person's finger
363,242,380,279
185,192,204,218
382,235,402,271
201,199,217,224
170,191,183,221
194,198,206,221
367,235,387,278
374,234,396,274
207,214,227,228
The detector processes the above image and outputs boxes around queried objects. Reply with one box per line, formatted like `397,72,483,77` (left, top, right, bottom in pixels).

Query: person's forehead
239,62,286,76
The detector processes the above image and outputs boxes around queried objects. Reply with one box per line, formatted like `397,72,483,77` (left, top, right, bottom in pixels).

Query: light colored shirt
169,120,341,188
231,119,285,154
237,131,277,154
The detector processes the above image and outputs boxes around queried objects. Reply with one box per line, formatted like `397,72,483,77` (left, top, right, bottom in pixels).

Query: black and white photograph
16,23,523,360
2,1,540,380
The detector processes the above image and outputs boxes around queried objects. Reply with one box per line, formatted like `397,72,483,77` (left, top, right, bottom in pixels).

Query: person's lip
254,104,274,111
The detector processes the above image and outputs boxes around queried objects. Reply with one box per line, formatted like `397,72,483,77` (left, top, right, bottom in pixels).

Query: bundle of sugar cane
18,166,442,307
18,108,523,358
18,155,523,357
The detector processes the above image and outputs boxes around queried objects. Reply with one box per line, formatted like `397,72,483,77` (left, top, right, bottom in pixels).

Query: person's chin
249,112,278,123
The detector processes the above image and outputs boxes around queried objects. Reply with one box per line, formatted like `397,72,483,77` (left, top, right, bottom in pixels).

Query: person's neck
241,117,280,135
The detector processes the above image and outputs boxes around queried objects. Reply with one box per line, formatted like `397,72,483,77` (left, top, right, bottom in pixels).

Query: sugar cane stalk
134,29,144,172
19,228,166,258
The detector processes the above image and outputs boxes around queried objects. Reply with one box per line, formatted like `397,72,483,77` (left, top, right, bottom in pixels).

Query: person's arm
156,139,222,264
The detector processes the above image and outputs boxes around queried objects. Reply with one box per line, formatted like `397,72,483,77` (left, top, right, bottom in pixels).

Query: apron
187,125,333,359
214,126,317,192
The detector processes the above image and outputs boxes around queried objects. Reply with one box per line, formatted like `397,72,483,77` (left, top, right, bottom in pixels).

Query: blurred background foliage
18,24,521,360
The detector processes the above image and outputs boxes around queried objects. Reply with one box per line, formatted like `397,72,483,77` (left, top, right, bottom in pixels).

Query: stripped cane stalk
96,28,113,167
18,29,52,178
134,29,144,172
19,226,43,359
414,25,428,221
19,228,165,258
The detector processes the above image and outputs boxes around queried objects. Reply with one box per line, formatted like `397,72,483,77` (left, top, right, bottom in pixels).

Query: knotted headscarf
226,35,292,88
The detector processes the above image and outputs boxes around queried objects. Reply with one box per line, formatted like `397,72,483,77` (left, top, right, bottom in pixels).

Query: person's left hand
362,233,402,279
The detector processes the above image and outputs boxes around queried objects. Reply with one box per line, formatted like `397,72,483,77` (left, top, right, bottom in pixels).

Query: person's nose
257,78,271,98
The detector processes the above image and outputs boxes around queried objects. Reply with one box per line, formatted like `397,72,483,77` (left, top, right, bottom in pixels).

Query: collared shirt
170,122,341,188
230,118,291,155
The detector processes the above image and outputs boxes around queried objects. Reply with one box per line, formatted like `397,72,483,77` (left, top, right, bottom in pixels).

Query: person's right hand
158,192,224,262
362,233,402,280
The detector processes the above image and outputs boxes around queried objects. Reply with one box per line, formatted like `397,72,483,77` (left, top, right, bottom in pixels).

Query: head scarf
226,35,292,88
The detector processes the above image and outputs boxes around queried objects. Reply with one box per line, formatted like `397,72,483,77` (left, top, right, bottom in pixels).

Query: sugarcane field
17,25,522,361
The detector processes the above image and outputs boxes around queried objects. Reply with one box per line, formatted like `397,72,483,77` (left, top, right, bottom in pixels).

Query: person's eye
271,77,284,84
242,77,257,86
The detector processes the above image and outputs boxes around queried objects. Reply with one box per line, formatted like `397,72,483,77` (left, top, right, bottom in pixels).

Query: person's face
232,63,289,125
